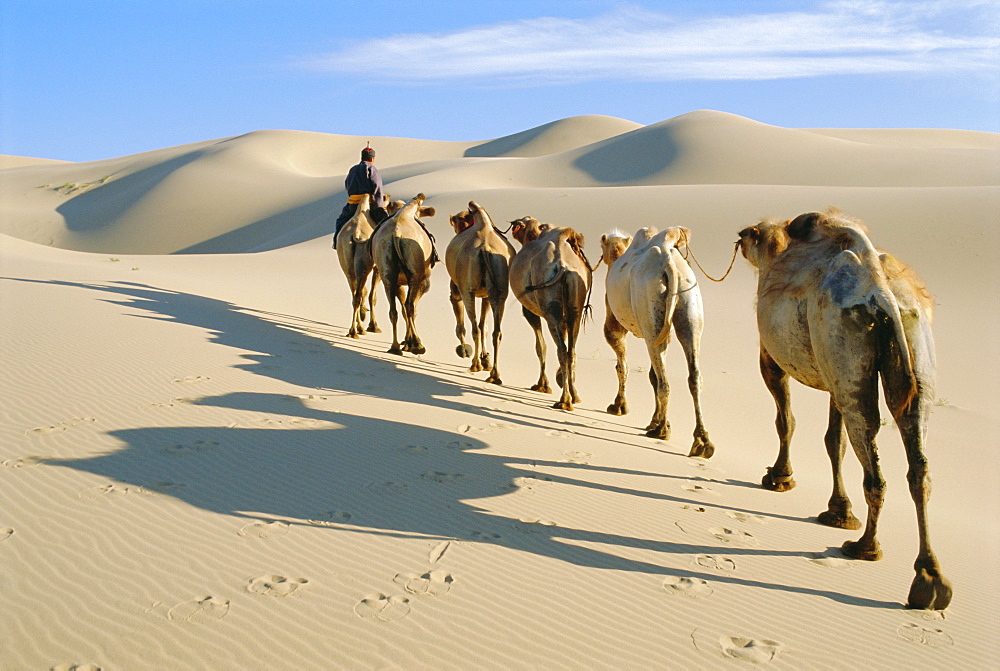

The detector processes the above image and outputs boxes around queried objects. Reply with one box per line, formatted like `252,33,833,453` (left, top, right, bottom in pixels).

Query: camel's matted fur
369,193,437,356
738,208,951,610
508,216,593,410
599,226,715,457
336,193,381,338
445,202,516,383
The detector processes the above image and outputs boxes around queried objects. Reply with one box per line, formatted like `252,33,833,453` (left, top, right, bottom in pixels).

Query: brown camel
599,226,715,457
738,209,951,610
509,216,592,410
369,193,436,355
445,202,516,384
335,193,380,338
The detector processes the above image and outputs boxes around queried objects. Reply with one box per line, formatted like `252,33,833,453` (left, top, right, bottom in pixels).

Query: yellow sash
347,194,365,204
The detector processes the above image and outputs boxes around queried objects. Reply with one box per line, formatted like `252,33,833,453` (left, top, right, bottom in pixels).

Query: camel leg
565,309,582,406
403,277,428,355
348,276,364,339
838,385,885,563
547,313,573,410
644,344,670,440
816,401,861,529
485,293,506,385
365,267,381,333
450,281,472,359
462,292,483,372
383,277,404,356
604,305,629,415
760,347,796,491
673,306,714,458
522,307,551,394
477,298,491,372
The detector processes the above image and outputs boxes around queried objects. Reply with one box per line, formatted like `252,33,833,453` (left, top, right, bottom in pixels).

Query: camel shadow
5,276,901,611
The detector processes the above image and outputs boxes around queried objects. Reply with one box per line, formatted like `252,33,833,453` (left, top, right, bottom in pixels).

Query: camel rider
332,146,440,264
333,146,387,249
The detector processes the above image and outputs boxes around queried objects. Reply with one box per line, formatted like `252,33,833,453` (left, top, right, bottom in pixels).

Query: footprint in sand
366,481,408,496
2,455,54,468
308,510,353,526
248,574,309,597
719,636,787,664
696,554,737,572
545,429,573,439
394,570,454,596
399,444,429,455
663,576,714,598
1,527,13,542
136,481,187,495
164,439,218,455
354,593,411,622
238,520,290,539
562,450,592,464
79,484,131,501
726,511,767,525
709,527,759,547
173,376,210,384
25,417,96,436
422,471,465,484
897,622,954,647
51,664,103,671
445,439,475,450
168,596,230,623
511,475,555,493
682,482,721,497
807,552,851,569
514,518,557,533
470,530,502,543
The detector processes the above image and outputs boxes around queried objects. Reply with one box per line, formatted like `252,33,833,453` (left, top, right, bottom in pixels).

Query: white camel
599,227,715,458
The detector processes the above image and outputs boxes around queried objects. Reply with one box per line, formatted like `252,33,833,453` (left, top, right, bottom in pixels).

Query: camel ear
419,206,436,217
601,234,607,243
787,212,822,240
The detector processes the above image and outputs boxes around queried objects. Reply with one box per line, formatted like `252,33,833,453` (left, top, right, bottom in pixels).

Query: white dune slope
1,110,998,669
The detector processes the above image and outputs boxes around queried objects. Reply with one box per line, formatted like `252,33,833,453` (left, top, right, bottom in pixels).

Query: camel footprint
422,471,465,484
682,482,720,497
248,574,309,597
726,511,767,525
367,481,408,496
238,520,290,539
2,455,54,468
168,596,230,623
173,375,210,384
25,416,96,436
308,510,353,526
164,440,218,455
709,527,759,547
696,554,737,572
663,576,713,598
719,636,787,664
51,664,103,671
897,622,954,647
394,570,454,596
354,593,411,622
807,552,850,569
79,484,131,501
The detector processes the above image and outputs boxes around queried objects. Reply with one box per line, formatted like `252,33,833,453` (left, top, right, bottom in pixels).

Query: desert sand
1,110,998,669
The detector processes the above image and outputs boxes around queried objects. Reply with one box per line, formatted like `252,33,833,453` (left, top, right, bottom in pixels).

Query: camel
336,193,381,338
369,193,437,356
445,202,516,384
599,227,715,458
737,209,951,610
508,216,592,410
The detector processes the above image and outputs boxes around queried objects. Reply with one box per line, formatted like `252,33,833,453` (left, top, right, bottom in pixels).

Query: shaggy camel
336,193,380,338
599,227,715,458
445,202,516,384
738,209,951,610
509,216,592,410
370,193,437,355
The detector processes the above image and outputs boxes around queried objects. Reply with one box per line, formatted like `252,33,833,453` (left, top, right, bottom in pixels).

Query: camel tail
652,252,682,348
525,265,566,293
873,290,919,420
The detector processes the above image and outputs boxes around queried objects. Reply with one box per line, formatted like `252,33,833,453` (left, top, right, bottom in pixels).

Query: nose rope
678,229,740,283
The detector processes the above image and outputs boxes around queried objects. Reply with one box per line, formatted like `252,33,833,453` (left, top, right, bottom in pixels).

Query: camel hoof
480,354,491,370
531,383,552,394
841,539,882,562
456,344,473,358
388,346,404,356
367,325,381,334
907,568,953,611
552,400,573,411
347,331,359,339
688,439,715,459
817,509,862,530
762,469,795,492
470,362,483,373
645,426,669,440
606,402,628,416
486,372,502,385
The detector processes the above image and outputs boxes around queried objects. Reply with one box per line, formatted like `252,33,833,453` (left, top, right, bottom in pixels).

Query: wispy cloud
300,1,998,85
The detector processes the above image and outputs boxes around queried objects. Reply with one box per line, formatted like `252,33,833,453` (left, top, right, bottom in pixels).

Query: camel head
398,193,436,219
737,218,790,269
600,229,632,267
386,199,406,216
449,209,474,234
509,216,548,246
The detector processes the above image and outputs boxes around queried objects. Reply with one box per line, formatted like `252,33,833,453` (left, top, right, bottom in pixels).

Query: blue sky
1,0,997,161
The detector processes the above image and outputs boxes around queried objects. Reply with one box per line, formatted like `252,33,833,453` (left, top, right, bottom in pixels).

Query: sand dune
1,110,998,670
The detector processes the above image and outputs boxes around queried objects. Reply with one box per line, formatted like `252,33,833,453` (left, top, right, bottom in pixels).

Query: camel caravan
334,197,950,611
